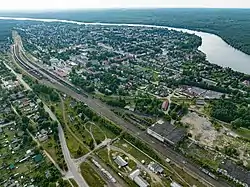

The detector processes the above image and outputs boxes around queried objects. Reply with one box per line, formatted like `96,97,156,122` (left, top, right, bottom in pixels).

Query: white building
171,182,182,187
114,155,128,167
147,126,164,142
129,169,149,187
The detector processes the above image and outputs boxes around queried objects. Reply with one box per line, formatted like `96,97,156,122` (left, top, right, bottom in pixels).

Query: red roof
162,100,169,110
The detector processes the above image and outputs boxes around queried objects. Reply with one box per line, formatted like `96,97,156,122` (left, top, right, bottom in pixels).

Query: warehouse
147,120,186,146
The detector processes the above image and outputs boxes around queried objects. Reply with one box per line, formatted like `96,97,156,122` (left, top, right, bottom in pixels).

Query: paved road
43,104,89,187
12,42,231,187
42,83,230,187
0,121,16,128
5,60,89,187
74,138,111,165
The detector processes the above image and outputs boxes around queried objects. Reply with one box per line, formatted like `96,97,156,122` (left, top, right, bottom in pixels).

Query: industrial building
148,162,164,174
147,120,186,145
129,169,149,187
114,155,128,167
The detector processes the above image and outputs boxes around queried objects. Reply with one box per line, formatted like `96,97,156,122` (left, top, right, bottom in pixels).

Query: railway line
13,44,88,97
12,43,231,187
12,44,89,187
12,45,44,79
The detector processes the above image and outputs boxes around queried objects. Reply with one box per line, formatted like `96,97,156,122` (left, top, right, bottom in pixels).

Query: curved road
44,104,89,187
12,39,231,187
5,60,89,187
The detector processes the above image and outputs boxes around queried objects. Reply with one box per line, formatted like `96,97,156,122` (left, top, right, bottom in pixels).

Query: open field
179,139,223,169
69,178,78,187
80,161,106,187
114,139,152,164
181,112,219,146
87,123,106,144
63,127,89,158
181,112,250,168
236,128,250,141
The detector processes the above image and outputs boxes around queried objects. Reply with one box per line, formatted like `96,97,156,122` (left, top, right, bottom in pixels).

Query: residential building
161,100,169,111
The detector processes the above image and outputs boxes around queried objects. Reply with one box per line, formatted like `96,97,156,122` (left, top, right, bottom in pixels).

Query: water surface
1,16,250,74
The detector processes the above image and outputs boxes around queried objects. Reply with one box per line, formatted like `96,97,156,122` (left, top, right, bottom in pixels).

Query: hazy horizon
0,0,250,11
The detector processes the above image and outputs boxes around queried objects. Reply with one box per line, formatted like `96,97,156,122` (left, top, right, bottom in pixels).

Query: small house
33,154,43,163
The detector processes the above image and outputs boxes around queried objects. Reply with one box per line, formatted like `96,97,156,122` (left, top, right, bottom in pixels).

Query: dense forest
210,99,250,129
1,9,250,55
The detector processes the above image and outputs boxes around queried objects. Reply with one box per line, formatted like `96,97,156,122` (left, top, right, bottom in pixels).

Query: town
0,18,249,187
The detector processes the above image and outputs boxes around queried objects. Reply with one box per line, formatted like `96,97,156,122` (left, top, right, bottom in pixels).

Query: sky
1,0,250,10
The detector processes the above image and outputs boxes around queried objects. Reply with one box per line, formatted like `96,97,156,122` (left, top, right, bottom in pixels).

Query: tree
170,112,178,120
58,179,65,187
76,146,83,156
48,183,56,187
50,105,55,113
39,102,44,108
210,100,237,123
164,114,171,122
22,115,30,124
89,139,94,150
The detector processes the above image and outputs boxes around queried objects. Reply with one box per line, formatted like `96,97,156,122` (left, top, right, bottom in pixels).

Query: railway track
12,44,231,187
13,44,88,97
13,45,43,79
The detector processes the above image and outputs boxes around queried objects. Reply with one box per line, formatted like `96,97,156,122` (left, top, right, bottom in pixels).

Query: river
172,28,250,74
1,16,250,74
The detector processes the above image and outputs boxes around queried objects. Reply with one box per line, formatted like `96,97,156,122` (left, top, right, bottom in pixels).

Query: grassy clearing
97,122,117,139
236,127,250,140
64,127,89,158
69,178,78,187
88,123,106,144
69,123,95,150
64,96,118,142
80,161,106,187
42,138,59,163
113,139,152,164
96,148,110,164
63,99,96,149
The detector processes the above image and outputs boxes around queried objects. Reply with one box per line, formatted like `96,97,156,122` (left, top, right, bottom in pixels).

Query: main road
9,46,89,187
12,41,230,187
43,104,89,187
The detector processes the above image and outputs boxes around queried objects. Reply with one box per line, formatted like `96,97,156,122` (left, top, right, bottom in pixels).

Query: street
12,41,231,187
5,60,89,187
